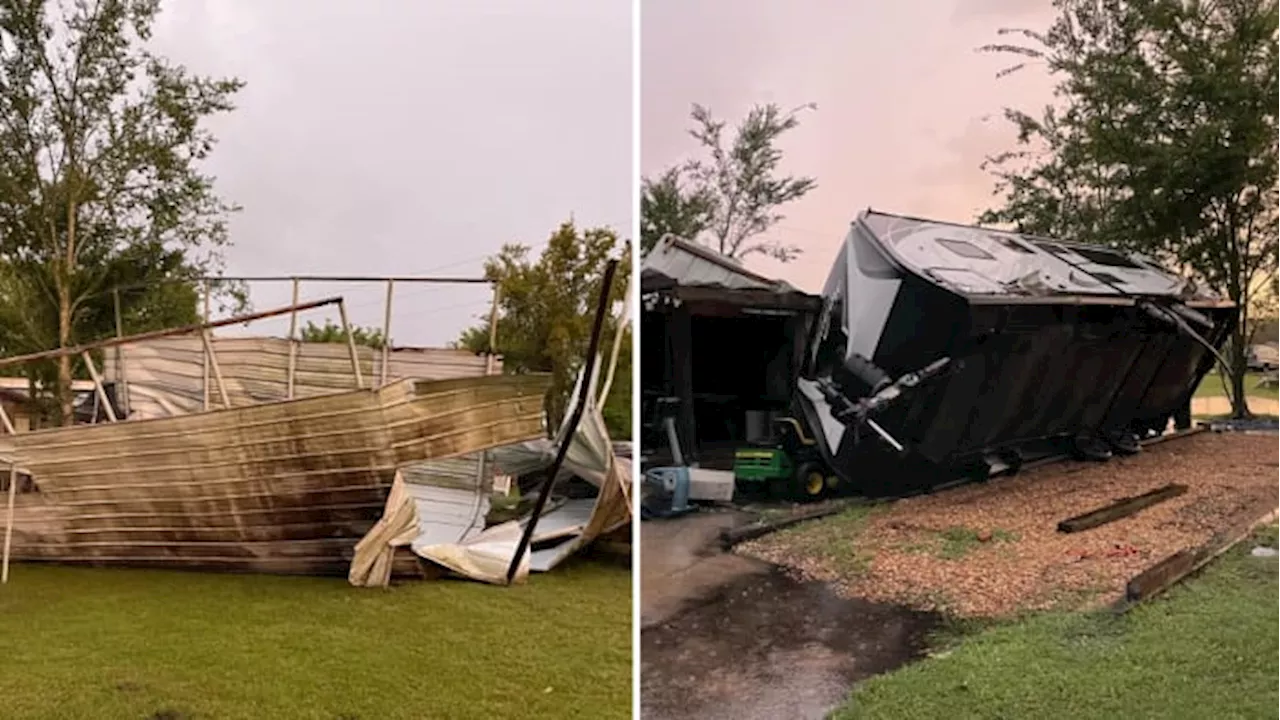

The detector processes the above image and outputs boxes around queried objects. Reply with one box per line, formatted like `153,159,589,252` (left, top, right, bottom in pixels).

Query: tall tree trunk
1229,329,1250,419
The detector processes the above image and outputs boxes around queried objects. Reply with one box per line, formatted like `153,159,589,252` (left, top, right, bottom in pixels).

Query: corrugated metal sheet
642,235,788,290
102,335,500,493
1,374,551,575
102,336,498,418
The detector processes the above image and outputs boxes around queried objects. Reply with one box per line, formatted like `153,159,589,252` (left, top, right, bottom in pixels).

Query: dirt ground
641,567,938,720
640,507,940,720
741,431,1279,617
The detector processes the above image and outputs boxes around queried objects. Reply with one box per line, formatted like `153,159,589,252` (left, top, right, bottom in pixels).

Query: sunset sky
642,0,1058,292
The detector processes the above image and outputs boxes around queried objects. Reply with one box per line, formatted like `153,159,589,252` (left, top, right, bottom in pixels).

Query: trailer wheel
791,462,829,502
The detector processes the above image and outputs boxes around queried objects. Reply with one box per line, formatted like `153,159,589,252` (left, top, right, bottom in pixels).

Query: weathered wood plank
1118,503,1280,610
1058,483,1188,534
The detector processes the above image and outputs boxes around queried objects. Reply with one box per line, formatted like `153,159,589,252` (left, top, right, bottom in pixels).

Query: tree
0,0,243,424
457,221,631,438
642,102,817,262
979,0,1278,418
299,319,385,349
639,166,713,254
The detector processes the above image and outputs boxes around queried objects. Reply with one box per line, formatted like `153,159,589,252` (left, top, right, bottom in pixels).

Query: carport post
504,259,618,585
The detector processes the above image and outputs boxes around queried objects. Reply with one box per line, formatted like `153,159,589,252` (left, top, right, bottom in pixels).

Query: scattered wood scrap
720,498,885,550
1057,483,1188,534
1116,504,1280,612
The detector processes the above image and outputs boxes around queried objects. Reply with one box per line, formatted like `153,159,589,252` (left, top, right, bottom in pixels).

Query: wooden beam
1058,483,1188,534
1118,504,1279,611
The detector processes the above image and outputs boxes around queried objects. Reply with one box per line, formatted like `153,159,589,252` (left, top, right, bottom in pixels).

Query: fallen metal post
2,465,15,584
200,330,233,409
112,288,129,417
380,279,394,388
202,282,211,411
338,299,365,389
505,260,618,585
485,284,501,376
0,403,15,435
81,352,118,422
0,297,341,370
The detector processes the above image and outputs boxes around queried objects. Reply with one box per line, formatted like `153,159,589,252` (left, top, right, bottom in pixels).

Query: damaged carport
641,235,822,469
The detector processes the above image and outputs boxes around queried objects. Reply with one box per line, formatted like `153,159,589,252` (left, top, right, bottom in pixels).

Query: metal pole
0,297,341,370
112,288,129,417
599,269,631,404
81,351,118,422
380,279,394,388
2,465,16,584
485,284,501,376
202,282,211,411
337,299,365,389
287,277,300,399
200,330,233,409
505,259,618,585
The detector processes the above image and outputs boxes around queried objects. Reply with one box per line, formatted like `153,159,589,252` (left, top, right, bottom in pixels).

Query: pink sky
642,0,1058,292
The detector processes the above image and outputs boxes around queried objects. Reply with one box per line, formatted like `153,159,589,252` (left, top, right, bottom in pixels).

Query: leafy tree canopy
641,102,817,261
457,221,631,438
979,0,1278,417
0,0,242,422
299,319,385,349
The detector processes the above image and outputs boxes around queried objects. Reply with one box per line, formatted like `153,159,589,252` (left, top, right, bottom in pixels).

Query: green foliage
979,0,1279,418
0,0,242,422
299,319,385,349
457,221,631,438
641,102,817,261
639,166,714,253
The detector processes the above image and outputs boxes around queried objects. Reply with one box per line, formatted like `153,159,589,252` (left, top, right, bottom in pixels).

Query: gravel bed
739,432,1279,617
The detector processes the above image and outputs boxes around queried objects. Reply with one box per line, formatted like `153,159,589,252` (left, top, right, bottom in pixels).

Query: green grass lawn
833,526,1280,720
1194,370,1278,400
0,559,631,720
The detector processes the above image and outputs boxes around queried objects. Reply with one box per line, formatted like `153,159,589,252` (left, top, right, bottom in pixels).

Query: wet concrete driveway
641,511,939,720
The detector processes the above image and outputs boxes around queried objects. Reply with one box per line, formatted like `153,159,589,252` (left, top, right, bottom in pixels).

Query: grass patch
0,559,630,720
832,525,1280,720
769,504,883,577
1194,370,1278,400
900,526,1018,560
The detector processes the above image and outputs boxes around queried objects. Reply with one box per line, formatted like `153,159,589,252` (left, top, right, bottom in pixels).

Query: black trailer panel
799,210,1236,490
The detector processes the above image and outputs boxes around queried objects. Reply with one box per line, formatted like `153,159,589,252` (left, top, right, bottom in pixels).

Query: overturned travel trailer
797,210,1236,494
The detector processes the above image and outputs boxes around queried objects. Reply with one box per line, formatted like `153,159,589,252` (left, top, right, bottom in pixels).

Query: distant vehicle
1246,344,1278,372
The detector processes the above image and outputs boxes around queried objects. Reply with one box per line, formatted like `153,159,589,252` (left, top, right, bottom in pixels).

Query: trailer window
991,234,1035,254
1071,246,1142,269
936,237,995,261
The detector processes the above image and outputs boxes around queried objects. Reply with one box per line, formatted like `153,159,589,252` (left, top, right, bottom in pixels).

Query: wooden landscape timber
1057,483,1188,534
1116,503,1280,611
1,374,551,575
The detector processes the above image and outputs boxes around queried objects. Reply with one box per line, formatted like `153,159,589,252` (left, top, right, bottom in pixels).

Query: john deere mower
732,417,841,501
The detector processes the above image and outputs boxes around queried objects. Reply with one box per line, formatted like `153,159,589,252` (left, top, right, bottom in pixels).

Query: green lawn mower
732,417,842,501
